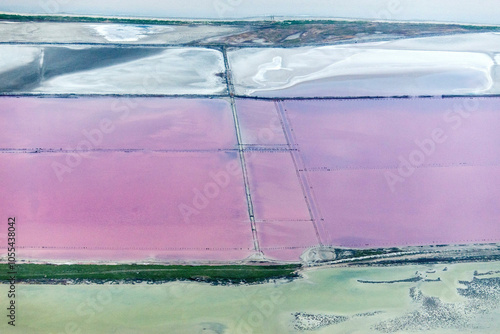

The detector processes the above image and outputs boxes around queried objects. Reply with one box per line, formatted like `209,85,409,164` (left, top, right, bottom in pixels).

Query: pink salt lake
1,96,499,262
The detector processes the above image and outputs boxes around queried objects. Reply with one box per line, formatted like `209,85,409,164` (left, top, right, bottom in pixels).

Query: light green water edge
1,261,499,333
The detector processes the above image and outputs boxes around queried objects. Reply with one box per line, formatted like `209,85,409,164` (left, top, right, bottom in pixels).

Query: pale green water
1,262,499,334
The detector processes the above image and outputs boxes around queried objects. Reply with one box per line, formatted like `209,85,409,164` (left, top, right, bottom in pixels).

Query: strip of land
0,263,300,284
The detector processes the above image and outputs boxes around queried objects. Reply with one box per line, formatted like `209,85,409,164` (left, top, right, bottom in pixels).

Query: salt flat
350,32,500,53
0,45,39,72
0,45,41,92
0,21,246,44
0,45,227,94
228,33,500,97
2,23,500,263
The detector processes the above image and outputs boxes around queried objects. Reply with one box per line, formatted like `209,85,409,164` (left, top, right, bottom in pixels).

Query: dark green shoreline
0,263,301,285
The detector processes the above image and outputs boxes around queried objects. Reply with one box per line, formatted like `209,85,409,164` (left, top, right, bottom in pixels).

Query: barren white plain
228,33,500,97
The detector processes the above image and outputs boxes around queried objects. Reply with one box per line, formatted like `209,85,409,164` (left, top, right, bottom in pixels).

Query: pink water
245,151,310,221
308,166,500,247
257,220,318,261
283,98,500,170
283,98,500,248
235,99,287,145
0,96,255,262
2,96,499,262
1,152,254,261
0,97,237,150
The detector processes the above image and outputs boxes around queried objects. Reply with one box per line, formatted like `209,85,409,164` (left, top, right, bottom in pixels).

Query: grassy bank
0,263,301,284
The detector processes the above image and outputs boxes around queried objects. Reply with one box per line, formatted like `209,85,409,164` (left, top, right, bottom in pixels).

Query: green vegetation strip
0,263,300,284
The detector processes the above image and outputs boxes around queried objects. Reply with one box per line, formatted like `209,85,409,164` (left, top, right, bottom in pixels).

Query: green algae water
1,261,500,334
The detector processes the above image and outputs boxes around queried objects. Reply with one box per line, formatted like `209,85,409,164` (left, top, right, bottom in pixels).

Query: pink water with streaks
1,152,253,261
2,96,499,262
308,166,500,247
245,151,310,221
0,96,254,262
283,98,500,169
0,97,237,150
257,220,318,261
235,99,287,145
283,98,500,247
